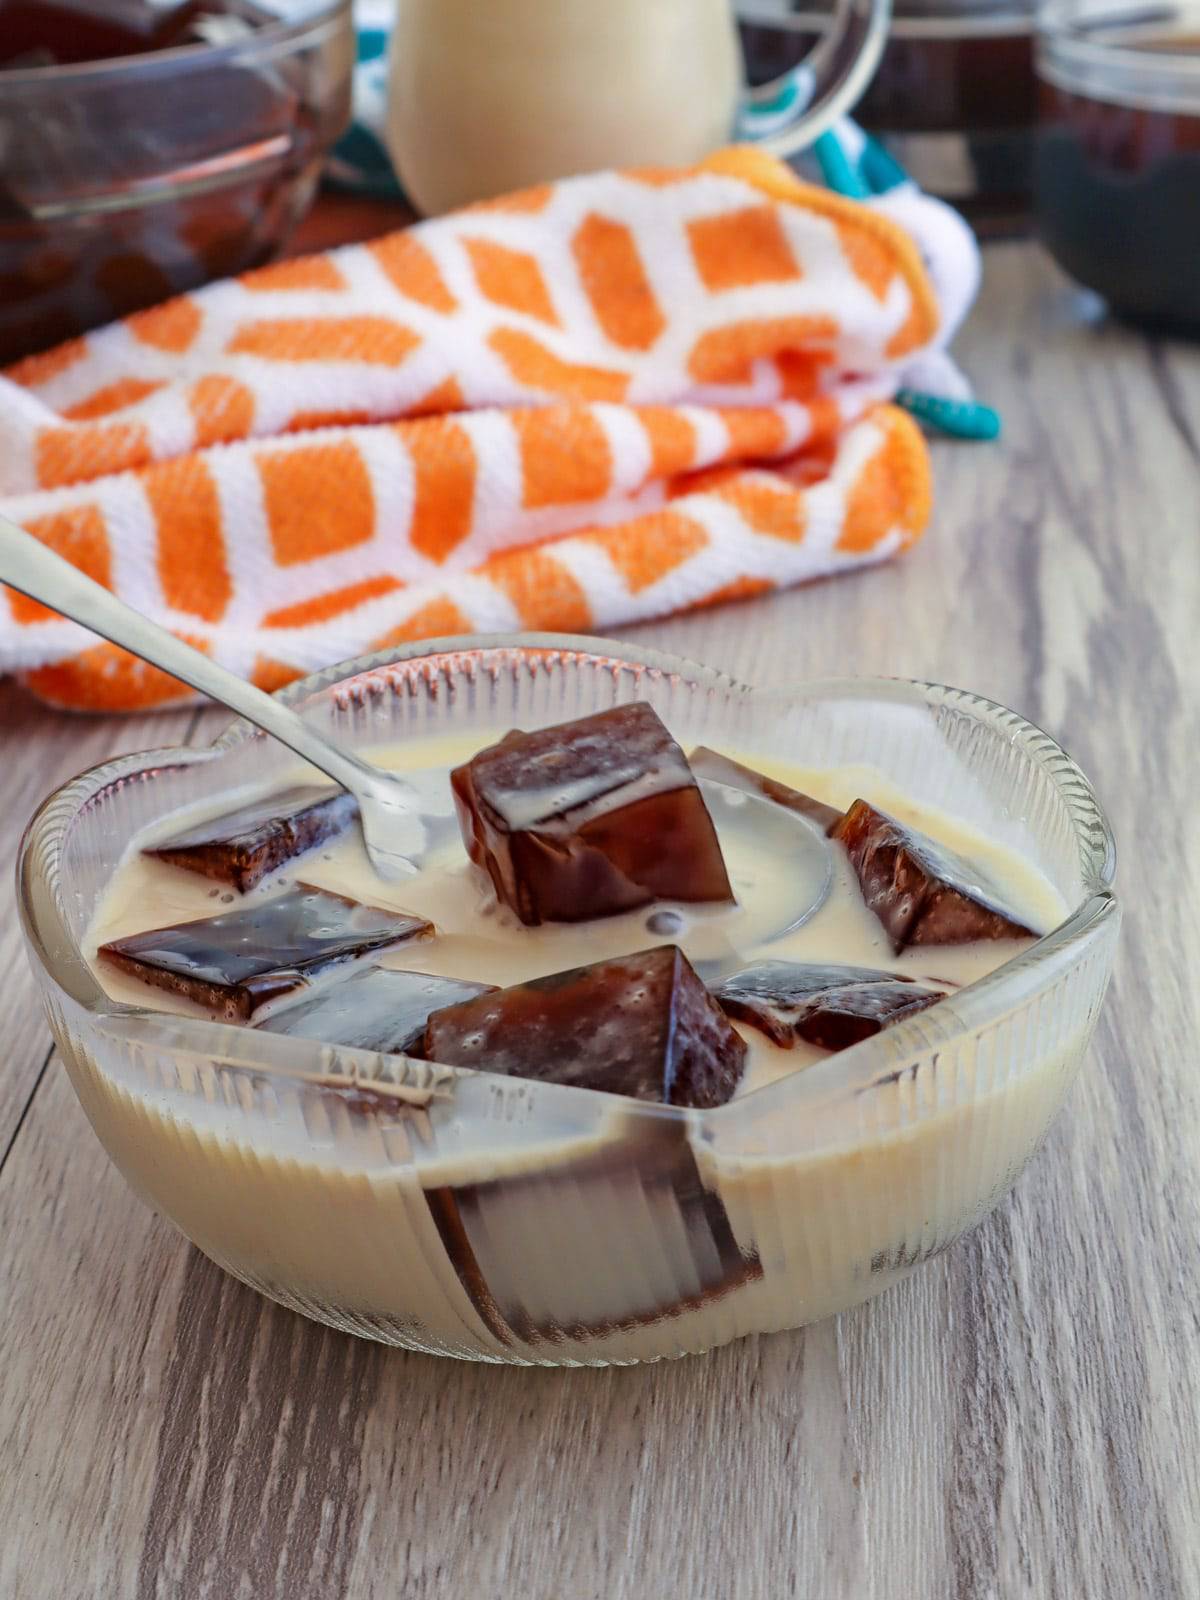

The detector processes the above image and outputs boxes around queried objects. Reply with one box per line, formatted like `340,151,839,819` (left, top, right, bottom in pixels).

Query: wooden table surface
2,237,1198,1600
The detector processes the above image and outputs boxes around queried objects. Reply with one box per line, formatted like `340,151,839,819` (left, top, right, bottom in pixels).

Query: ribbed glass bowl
17,636,1119,1366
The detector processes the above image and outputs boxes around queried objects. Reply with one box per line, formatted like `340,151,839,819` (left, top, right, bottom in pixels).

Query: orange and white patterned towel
0,147,940,712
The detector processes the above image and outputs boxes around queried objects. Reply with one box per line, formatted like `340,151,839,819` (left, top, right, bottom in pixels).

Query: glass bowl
739,0,1039,232
0,0,354,365
17,636,1120,1367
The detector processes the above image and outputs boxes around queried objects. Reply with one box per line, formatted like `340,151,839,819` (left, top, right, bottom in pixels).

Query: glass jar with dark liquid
1036,7,1200,335
0,0,352,365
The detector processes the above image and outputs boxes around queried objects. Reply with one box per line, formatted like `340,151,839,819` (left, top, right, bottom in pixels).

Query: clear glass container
1035,0,1200,335
18,637,1120,1367
740,0,1039,231
0,0,354,365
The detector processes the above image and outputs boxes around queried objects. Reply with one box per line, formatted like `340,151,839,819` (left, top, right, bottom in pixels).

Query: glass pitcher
386,0,890,214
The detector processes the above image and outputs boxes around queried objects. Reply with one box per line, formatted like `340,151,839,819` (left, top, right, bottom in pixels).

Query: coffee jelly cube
689,747,843,833
421,1112,761,1347
98,884,432,1021
831,799,1038,951
419,945,747,1108
714,961,945,1052
451,702,733,926
260,968,496,1055
147,785,358,893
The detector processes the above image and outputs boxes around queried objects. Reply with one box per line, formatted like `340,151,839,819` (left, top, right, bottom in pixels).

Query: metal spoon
0,513,424,878
701,778,833,938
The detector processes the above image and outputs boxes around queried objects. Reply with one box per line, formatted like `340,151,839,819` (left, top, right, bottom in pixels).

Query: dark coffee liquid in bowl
0,0,282,67
1036,31,1200,335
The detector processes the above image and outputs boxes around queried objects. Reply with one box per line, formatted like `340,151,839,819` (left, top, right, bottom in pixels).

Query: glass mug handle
737,0,892,156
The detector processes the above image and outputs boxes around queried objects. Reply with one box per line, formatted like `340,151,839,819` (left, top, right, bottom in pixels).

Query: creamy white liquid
385,0,743,214
87,736,1064,1094
73,740,1077,1364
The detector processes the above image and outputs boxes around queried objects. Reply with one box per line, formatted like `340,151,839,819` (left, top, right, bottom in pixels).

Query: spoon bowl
698,777,834,954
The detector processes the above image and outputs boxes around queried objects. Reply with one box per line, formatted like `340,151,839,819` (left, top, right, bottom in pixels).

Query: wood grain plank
0,682,196,1158
0,696,208,1600
1147,339,1200,468
1,243,1198,1600
0,1068,189,1600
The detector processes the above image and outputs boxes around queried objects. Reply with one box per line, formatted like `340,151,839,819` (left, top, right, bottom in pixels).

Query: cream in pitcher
386,0,891,213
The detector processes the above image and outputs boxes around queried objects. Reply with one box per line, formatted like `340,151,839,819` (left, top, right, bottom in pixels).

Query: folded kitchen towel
0,146,943,713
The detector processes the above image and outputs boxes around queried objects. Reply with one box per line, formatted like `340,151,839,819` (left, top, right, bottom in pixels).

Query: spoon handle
0,513,383,798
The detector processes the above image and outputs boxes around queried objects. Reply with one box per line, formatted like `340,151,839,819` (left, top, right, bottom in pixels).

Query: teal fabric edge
859,136,909,195
896,390,1002,441
812,132,871,200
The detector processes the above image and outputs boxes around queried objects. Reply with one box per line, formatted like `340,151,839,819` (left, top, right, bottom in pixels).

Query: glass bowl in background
739,0,1039,232
18,638,1119,1366
1035,0,1200,335
0,0,353,365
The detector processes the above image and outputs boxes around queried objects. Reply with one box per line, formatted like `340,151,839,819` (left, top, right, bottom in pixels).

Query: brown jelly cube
147,785,358,893
420,945,747,1108
831,799,1038,951
690,747,843,833
98,884,432,1022
714,961,944,1052
260,969,496,1055
451,702,733,926
422,1115,761,1347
